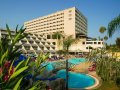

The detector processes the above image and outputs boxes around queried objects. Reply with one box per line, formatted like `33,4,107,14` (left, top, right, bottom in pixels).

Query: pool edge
85,74,99,89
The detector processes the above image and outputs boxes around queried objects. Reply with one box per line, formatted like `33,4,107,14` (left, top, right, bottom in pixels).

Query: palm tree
52,32,64,50
53,32,79,90
107,15,120,37
62,35,79,90
63,35,78,52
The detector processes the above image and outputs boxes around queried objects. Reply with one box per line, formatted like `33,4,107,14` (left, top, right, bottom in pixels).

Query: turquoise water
56,69,95,88
44,58,95,89
68,58,86,64
45,58,86,71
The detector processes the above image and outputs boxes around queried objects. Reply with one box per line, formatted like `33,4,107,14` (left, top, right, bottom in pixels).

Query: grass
96,81,120,90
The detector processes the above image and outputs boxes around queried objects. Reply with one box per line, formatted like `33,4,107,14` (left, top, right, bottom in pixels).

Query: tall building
24,7,87,38
0,7,104,55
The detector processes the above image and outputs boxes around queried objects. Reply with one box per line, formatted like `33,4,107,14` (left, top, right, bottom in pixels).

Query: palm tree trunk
66,59,69,90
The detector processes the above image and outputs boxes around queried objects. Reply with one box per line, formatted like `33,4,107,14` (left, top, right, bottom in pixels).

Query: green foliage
99,26,106,34
92,38,97,41
0,53,30,89
52,32,64,49
96,81,120,90
0,25,48,90
116,37,120,49
0,24,28,61
104,36,108,41
52,31,64,40
53,32,79,54
13,77,23,90
91,49,120,83
63,35,77,52
108,15,120,37
106,44,120,52
0,50,48,90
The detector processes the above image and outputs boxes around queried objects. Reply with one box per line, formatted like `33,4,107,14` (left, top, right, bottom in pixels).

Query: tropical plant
63,35,78,53
0,51,48,90
107,15,120,37
90,48,120,88
52,31,64,50
61,35,79,90
20,52,49,90
96,56,120,82
0,25,48,90
0,25,28,89
0,24,27,61
0,50,30,90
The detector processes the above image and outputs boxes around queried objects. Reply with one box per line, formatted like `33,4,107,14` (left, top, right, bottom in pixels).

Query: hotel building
0,7,104,55
24,7,87,38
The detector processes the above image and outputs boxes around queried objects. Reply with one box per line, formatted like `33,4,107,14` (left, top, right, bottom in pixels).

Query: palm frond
108,15,120,37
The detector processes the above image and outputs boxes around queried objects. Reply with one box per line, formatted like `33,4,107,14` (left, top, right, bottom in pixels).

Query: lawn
96,81,120,90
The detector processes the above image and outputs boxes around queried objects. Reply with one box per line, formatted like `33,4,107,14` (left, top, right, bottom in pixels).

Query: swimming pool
56,69,95,88
45,58,86,71
43,58,96,89
68,58,86,64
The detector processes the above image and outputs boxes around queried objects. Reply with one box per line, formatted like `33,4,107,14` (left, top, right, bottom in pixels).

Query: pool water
45,58,86,71
44,58,95,89
68,58,86,64
56,69,95,88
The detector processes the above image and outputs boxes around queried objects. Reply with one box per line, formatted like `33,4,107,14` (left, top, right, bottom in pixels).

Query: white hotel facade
0,7,104,55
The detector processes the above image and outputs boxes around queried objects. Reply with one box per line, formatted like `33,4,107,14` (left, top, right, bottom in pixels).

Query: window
82,42,85,44
52,47,55,50
52,42,56,45
46,47,50,50
86,42,93,44
89,47,93,49
94,42,97,44
98,42,101,44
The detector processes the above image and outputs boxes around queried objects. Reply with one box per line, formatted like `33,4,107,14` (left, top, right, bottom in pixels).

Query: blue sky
0,0,120,44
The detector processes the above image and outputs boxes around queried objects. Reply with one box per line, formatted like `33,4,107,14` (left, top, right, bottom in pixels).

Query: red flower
3,74,9,82
0,67,2,75
9,67,14,76
4,61,11,69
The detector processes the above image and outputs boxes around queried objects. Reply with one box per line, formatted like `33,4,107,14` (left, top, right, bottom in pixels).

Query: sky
0,0,120,44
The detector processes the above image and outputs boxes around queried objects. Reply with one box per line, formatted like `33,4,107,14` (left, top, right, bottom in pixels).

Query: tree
104,36,108,41
99,26,106,34
92,38,97,41
52,32,64,50
63,35,78,52
107,15,120,37
53,32,79,90
116,38,120,49
62,35,79,90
